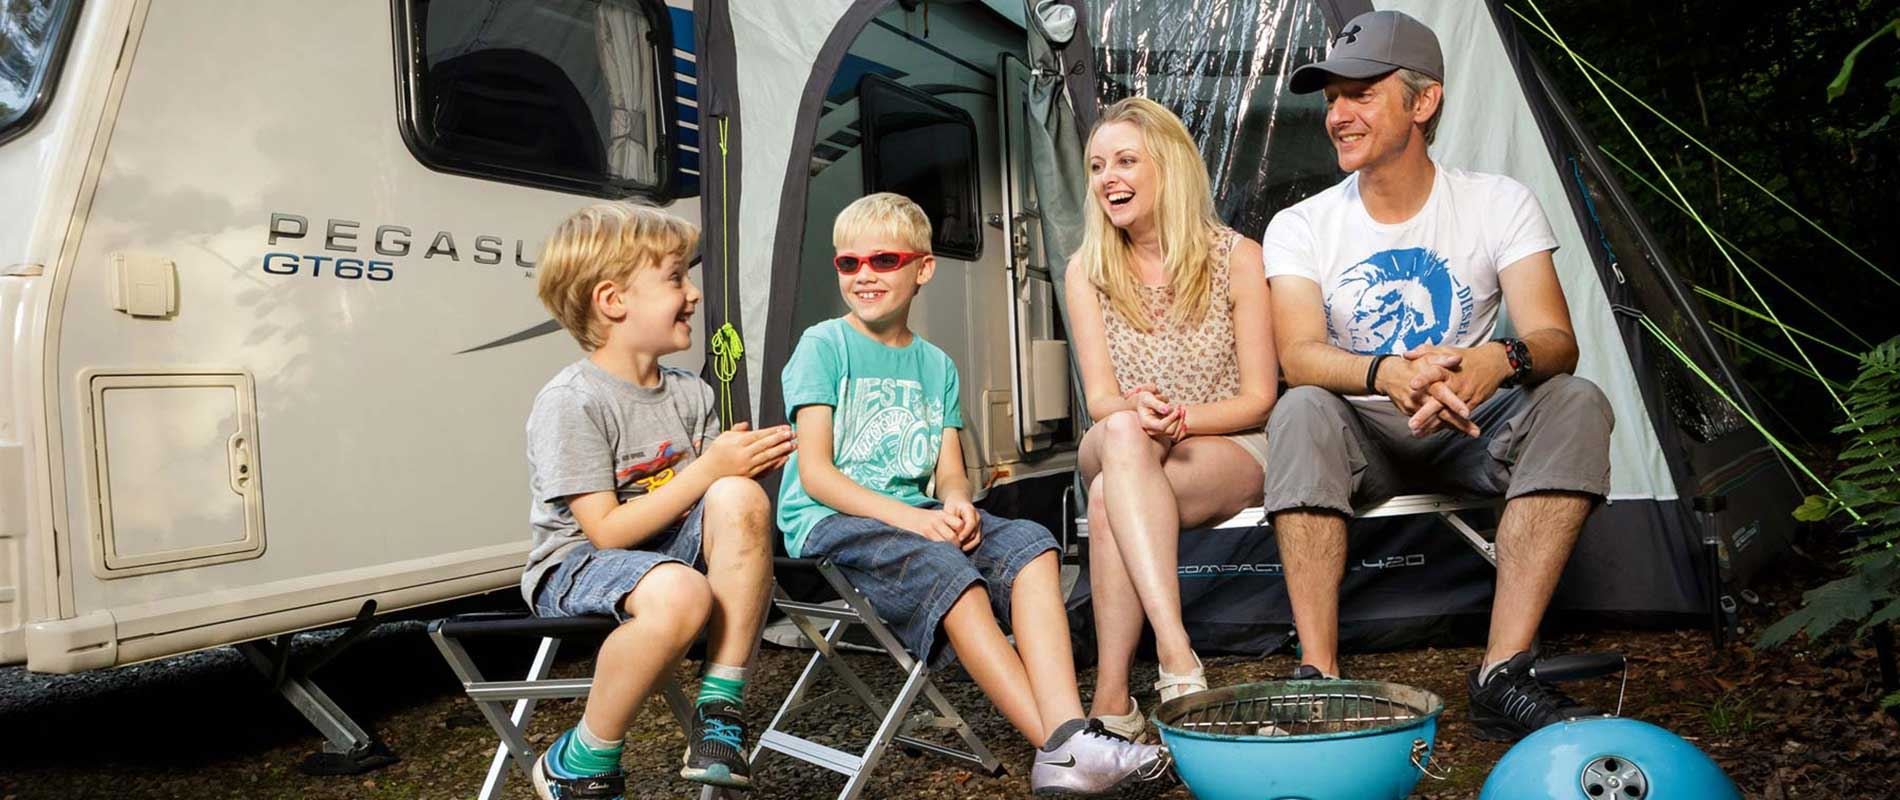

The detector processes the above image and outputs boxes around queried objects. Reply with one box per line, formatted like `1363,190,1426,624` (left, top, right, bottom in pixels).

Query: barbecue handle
1530,652,1627,682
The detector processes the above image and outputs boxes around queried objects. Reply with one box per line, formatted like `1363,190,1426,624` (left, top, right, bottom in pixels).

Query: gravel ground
3,571,1897,799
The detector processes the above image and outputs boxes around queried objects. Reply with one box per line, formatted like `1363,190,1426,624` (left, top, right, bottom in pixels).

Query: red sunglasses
833,250,927,274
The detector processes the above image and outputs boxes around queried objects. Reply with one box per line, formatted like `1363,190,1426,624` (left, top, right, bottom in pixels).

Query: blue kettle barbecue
1153,679,1444,800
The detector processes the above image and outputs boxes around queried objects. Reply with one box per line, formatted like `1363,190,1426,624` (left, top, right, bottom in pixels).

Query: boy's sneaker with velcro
681,700,753,789
1467,651,1607,741
531,730,625,800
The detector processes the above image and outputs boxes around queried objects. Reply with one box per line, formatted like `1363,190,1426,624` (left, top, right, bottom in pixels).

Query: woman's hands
1125,384,1187,442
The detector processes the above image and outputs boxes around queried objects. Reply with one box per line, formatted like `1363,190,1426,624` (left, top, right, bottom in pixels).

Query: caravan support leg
235,601,400,775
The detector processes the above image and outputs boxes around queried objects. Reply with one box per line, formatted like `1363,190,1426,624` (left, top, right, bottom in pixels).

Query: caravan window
395,0,677,199
859,76,982,261
0,0,82,146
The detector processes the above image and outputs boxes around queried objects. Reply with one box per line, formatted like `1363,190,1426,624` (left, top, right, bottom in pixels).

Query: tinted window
0,0,81,143
398,0,675,198
859,75,982,260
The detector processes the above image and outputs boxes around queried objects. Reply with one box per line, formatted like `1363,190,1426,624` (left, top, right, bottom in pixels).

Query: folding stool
428,612,729,800
755,557,1004,800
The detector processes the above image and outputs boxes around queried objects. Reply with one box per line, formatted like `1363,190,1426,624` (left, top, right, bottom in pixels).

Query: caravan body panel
7,0,703,670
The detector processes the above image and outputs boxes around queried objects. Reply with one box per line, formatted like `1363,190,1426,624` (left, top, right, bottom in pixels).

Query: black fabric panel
758,0,895,429
695,0,751,423
1058,0,1100,130
1069,499,1710,656
1317,0,1373,31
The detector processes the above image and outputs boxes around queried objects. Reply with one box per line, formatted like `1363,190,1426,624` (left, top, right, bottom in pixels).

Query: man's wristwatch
1496,337,1532,388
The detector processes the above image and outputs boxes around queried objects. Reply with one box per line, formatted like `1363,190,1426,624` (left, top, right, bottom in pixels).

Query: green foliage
1530,2,1897,437
1700,689,1765,737
1826,18,1899,102
1885,689,1900,710
1828,16,1900,137
1761,337,1900,648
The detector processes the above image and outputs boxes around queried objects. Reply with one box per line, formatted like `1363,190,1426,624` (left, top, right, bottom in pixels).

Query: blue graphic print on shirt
1327,247,1476,354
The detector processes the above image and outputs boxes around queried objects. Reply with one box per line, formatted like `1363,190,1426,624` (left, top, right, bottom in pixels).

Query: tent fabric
727,0,863,422
700,0,1795,645
1070,496,1714,657
694,0,753,422
1025,0,1089,392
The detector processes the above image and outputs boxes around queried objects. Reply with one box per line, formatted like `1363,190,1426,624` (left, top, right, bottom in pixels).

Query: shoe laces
1502,671,1587,722
1081,718,1133,744
700,716,744,751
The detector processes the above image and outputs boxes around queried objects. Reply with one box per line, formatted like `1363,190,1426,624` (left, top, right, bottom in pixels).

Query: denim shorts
801,503,1058,669
532,502,706,621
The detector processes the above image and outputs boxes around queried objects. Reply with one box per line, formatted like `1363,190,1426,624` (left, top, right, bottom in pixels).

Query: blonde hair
536,202,699,350
833,192,932,252
1079,97,1221,333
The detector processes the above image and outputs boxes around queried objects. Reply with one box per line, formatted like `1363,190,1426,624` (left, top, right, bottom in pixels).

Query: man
1261,9,1614,741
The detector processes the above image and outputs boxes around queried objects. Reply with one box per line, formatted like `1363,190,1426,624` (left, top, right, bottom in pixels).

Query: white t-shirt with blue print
1262,163,1558,398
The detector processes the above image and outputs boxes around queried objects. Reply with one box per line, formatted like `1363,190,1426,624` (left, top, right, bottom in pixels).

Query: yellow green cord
712,114,744,428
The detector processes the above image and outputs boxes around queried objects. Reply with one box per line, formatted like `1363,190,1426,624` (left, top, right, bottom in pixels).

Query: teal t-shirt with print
776,318,964,557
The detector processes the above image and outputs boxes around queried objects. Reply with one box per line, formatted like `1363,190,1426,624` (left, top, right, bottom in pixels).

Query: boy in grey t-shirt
521,203,794,798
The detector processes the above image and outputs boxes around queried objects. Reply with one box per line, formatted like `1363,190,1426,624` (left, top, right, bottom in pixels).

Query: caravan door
995,53,1070,456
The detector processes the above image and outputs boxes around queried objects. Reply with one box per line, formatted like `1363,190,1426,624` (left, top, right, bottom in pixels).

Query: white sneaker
1094,696,1147,742
1030,718,1173,796
1154,651,1208,704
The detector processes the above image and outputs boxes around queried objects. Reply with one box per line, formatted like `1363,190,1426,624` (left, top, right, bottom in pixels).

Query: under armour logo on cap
1289,10,1444,95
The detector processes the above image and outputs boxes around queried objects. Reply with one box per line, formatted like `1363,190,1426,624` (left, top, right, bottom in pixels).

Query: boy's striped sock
557,719,624,776
697,663,748,708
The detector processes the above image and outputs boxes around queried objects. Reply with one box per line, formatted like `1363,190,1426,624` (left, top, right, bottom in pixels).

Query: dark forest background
1529,0,1899,444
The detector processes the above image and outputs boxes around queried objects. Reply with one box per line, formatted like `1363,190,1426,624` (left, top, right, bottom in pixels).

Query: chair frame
755,557,1003,800
428,613,728,800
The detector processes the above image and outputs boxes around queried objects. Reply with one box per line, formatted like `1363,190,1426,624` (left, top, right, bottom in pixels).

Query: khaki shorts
1262,375,1614,516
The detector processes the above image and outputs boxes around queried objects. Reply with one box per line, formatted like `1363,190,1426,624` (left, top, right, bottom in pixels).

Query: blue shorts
802,503,1058,669
532,502,706,621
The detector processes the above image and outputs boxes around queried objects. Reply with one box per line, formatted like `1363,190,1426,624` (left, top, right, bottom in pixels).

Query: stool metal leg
839,661,931,800
428,630,564,800
759,568,1006,797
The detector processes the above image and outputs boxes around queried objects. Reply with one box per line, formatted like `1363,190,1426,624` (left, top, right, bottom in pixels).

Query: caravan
1,0,1076,680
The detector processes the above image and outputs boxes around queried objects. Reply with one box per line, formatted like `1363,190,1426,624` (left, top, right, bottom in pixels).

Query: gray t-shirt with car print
521,359,717,605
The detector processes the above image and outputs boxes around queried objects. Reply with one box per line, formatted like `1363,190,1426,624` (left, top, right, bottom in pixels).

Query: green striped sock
558,725,622,776
696,668,746,708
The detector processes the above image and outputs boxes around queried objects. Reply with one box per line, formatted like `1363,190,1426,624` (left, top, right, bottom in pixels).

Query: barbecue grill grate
1158,681,1442,739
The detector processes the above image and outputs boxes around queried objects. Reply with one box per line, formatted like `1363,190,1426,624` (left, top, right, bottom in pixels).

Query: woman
1065,97,1277,741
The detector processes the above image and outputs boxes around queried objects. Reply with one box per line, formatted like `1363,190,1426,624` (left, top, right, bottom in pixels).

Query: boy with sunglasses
776,193,1172,796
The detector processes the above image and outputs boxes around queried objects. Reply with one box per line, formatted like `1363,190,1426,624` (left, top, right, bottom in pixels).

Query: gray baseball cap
1289,10,1443,95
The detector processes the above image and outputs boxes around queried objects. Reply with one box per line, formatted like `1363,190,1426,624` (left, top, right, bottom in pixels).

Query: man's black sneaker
1467,651,1606,741
531,731,625,800
681,700,753,789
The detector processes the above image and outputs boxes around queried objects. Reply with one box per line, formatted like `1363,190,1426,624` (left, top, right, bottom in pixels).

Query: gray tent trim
758,0,895,428
695,0,752,423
